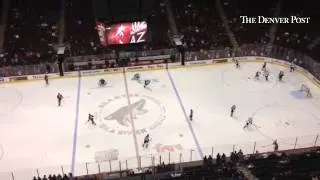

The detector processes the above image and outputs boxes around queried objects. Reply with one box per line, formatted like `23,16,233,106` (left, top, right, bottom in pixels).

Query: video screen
96,21,148,46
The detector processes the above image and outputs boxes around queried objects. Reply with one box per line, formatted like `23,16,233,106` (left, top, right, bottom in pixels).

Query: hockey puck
87,92,91,95
179,134,183,137
85,144,91,148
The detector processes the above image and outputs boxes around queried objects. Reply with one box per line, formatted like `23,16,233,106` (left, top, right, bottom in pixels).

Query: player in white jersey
290,62,295,72
243,117,253,129
254,71,261,80
263,70,269,81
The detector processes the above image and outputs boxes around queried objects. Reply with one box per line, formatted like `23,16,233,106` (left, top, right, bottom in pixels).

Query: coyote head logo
104,99,148,127
98,94,166,135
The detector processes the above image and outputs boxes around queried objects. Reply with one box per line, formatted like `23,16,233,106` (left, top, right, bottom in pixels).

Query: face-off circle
0,87,23,116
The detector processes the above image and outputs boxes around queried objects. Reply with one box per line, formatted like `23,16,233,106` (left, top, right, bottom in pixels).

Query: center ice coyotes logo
105,99,147,126
98,94,166,135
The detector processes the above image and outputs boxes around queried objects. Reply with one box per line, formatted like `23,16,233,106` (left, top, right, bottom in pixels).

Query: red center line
123,71,141,169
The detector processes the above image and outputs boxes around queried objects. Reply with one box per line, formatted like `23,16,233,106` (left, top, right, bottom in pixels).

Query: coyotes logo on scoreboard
96,21,147,46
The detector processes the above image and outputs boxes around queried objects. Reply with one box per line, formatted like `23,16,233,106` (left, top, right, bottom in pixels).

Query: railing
63,49,176,63
0,63,59,77
0,134,318,180
119,49,175,59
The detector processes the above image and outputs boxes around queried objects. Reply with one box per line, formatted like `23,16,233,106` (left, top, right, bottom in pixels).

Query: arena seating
245,148,320,180
2,0,60,66
64,0,102,56
222,0,277,45
170,0,231,50
0,2,2,24
274,1,320,60
146,0,171,50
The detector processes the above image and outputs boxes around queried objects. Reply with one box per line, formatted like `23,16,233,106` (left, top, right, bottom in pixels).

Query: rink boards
0,56,320,88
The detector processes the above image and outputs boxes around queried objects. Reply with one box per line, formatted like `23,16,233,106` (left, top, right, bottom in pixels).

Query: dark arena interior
0,0,320,180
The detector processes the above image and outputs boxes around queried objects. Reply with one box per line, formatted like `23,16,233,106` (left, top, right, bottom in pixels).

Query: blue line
71,71,81,174
166,69,204,158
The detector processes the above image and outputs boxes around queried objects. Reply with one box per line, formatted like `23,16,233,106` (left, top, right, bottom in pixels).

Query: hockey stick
62,96,71,100
260,144,273,148
252,123,261,128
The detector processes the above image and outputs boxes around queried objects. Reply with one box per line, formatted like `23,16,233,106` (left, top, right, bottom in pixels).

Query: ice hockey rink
0,61,320,179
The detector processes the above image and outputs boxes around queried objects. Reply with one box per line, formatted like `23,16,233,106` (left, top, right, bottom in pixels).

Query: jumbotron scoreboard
96,21,148,46
93,0,153,47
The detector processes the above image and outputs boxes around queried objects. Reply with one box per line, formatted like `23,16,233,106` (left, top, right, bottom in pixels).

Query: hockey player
132,73,140,81
144,79,151,88
87,113,96,125
290,62,295,72
230,105,236,117
262,62,267,71
44,74,49,85
189,109,193,121
278,71,284,81
243,117,253,129
142,134,151,148
235,59,240,69
57,93,63,106
99,78,106,87
254,71,261,80
264,70,269,81
273,140,279,151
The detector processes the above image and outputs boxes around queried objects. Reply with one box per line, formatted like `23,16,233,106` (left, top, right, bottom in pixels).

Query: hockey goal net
300,84,312,98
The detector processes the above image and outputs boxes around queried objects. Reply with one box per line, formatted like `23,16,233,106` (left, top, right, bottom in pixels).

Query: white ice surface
0,62,320,179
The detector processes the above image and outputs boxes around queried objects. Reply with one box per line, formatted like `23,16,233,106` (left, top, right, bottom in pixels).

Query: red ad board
96,21,147,46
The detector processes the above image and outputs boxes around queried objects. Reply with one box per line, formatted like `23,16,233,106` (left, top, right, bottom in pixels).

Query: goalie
99,78,106,87
132,73,140,81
